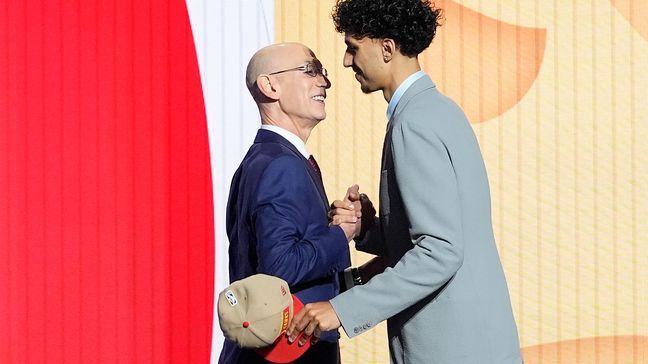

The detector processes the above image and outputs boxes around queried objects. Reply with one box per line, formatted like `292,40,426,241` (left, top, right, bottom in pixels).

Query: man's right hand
330,185,377,241
329,185,362,240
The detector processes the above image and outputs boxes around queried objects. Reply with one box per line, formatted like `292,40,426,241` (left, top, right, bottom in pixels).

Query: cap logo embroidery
280,307,290,332
225,290,238,306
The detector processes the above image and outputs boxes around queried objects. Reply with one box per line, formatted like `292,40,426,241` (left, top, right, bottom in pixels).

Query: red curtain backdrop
0,0,214,362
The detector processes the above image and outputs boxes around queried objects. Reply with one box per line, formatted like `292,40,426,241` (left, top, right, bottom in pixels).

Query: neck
382,57,422,103
259,106,313,143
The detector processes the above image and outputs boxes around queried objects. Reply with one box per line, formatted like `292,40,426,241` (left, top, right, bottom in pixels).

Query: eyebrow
344,39,358,47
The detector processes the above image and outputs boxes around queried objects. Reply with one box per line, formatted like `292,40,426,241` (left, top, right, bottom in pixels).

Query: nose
343,52,353,68
316,73,331,89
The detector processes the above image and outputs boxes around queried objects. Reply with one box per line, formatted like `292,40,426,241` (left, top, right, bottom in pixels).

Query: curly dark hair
332,0,443,57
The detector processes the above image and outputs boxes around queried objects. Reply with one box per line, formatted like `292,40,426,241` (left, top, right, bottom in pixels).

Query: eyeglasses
268,61,328,78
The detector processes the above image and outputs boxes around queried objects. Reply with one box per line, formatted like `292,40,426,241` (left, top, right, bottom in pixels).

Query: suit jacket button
354,327,359,334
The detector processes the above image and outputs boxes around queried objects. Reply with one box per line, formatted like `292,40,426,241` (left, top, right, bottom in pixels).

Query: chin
360,84,376,94
357,78,378,94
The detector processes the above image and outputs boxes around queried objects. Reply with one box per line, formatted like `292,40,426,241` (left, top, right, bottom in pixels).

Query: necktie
308,155,321,178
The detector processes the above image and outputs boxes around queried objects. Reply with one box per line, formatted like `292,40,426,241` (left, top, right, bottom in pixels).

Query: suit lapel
381,122,394,170
391,75,436,123
303,159,329,208
382,75,437,170
254,129,329,209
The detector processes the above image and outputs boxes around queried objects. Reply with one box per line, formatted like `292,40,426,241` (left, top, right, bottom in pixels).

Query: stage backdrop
272,0,647,363
2,0,647,363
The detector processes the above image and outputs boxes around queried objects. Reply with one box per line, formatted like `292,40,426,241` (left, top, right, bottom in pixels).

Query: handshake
328,184,376,242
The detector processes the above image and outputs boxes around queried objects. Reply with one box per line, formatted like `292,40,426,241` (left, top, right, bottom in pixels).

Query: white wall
184,0,274,361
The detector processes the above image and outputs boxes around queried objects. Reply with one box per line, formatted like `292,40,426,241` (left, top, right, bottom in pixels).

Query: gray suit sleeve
330,114,464,338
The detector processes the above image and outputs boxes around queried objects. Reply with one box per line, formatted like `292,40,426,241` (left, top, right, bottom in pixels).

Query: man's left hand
286,301,341,346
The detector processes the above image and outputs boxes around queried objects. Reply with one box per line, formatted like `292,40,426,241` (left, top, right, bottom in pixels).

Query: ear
381,38,396,63
256,74,280,100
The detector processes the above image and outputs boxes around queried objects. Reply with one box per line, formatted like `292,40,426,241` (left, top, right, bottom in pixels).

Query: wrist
343,267,363,288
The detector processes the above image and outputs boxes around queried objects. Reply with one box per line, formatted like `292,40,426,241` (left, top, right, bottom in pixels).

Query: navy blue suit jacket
219,129,351,363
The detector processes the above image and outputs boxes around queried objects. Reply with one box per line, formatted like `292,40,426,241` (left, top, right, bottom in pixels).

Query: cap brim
256,295,311,363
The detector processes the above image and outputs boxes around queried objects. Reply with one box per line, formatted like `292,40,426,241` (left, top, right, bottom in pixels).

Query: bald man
218,43,354,364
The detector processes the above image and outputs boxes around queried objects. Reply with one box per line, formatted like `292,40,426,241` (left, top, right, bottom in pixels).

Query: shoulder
249,140,299,159
244,142,305,172
254,153,309,188
264,153,306,174
405,87,466,120
395,87,471,140
234,143,310,197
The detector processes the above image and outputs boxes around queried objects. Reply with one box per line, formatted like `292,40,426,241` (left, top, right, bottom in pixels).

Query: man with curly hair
288,0,522,363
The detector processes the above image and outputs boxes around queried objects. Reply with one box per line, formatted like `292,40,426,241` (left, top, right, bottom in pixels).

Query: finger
343,184,359,201
310,328,321,345
330,207,356,216
287,319,303,343
331,204,362,219
331,215,358,225
352,201,362,217
286,310,307,342
359,193,376,215
299,320,319,346
332,199,355,210
346,184,360,202
328,207,357,224
298,333,310,347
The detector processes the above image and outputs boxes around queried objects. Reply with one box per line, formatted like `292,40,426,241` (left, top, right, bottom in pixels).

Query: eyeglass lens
307,62,327,77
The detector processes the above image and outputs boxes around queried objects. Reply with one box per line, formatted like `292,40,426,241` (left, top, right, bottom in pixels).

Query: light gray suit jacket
330,76,522,364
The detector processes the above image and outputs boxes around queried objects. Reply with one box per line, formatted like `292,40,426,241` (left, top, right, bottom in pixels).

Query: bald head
243,42,330,139
245,42,314,98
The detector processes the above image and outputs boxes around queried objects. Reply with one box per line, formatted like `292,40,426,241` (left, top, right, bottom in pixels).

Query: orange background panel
423,0,546,123
522,336,648,363
610,0,648,40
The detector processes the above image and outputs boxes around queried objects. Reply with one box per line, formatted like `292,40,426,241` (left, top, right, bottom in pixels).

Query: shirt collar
386,70,426,121
260,124,310,159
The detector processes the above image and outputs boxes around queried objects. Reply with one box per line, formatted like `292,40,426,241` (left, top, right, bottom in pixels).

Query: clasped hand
329,184,375,241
